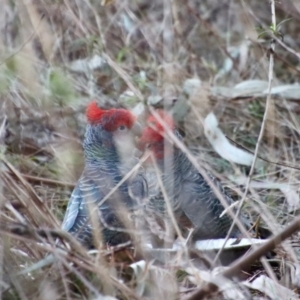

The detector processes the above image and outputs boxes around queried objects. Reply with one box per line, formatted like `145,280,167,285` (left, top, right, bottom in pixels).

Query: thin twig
102,53,144,102
7,171,75,188
0,15,44,67
186,213,300,300
213,0,277,265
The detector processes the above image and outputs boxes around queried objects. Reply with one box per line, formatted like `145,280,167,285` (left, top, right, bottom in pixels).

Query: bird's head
84,101,142,161
137,110,175,161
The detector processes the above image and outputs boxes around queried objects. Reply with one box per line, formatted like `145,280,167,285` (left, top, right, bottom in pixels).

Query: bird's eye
118,125,126,131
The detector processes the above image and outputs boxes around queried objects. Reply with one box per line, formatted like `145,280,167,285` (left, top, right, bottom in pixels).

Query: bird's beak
131,121,142,137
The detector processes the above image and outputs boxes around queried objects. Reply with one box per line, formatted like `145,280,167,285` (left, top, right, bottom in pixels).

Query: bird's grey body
141,125,248,242
62,120,146,248
170,149,246,240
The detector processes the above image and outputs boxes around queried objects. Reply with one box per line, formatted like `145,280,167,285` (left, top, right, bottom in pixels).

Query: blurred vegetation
1,0,300,299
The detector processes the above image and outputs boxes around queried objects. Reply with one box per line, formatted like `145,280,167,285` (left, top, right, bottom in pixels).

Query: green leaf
117,47,129,63
48,69,77,106
257,30,269,39
277,18,292,30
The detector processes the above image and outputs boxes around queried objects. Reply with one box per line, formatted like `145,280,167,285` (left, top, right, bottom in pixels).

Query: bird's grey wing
61,183,82,231
128,171,148,205
179,171,242,239
61,169,107,232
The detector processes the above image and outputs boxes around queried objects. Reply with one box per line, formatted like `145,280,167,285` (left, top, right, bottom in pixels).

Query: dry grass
1,0,300,299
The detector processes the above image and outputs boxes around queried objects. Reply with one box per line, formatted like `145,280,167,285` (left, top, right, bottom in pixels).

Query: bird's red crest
86,101,136,131
138,110,175,150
